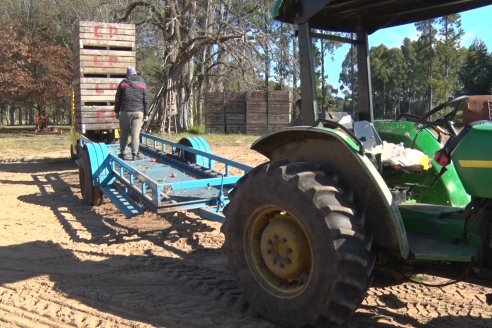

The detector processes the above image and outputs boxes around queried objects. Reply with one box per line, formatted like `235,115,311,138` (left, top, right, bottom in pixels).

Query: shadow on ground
1,159,491,327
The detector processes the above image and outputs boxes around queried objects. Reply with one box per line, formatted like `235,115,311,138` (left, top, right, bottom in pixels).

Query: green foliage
340,14,492,119
339,45,358,112
370,45,407,118
187,124,206,135
1,1,491,130
137,45,164,100
459,40,492,94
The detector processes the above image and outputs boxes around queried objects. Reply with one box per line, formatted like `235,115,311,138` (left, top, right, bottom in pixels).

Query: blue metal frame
83,132,252,219
140,132,252,174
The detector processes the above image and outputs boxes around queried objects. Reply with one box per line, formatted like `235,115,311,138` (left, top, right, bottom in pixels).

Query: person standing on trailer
114,66,149,160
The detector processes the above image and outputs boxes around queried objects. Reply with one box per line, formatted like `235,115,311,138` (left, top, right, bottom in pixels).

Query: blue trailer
78,132,252,221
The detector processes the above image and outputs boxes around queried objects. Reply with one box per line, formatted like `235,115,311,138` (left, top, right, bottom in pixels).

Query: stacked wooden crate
225,92,246,134
246,91,268,135
264,91,291,133
206,91,291,135
73,21,136,133
205,93,226,133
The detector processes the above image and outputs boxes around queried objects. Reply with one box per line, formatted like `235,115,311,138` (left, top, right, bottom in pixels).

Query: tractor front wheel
78,148,102,206
223,160,374,326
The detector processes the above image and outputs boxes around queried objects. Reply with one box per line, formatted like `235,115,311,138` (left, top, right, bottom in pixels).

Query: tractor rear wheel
78,148,102,206
223,160,375,326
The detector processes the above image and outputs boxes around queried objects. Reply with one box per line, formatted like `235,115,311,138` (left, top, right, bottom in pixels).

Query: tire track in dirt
0,284,141,328
353,280,492,327
51,254,274,327
2,157,492,327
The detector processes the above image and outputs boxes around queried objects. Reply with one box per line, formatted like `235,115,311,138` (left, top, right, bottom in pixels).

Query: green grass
0,131,71,161
187,123,206,134
154,132,260,147
0,130,260,161
0,125,71,131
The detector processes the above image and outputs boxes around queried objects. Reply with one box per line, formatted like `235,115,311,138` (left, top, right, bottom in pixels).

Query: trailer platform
78,132,252,221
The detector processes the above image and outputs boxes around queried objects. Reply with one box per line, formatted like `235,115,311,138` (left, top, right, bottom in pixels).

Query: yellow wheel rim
246,206,313,298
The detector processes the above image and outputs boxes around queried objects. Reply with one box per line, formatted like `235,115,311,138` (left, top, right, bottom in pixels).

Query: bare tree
116,0,275,132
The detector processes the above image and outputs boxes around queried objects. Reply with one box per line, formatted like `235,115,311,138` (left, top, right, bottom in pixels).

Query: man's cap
127,66,137,76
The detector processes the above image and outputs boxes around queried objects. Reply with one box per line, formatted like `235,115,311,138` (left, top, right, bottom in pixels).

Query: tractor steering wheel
419,96,470,167
419,96,468,138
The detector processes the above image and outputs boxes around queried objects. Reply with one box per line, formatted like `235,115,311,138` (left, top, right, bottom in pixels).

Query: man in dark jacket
114,66,149,160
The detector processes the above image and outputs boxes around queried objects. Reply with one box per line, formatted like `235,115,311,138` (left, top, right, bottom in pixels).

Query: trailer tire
223,160,374,326
78,148,102,206
70,144,78,161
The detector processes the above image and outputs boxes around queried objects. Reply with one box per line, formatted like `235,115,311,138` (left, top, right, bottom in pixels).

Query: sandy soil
0,141,491,327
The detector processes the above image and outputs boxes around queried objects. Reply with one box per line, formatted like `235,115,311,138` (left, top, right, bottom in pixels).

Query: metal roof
273,0,491,34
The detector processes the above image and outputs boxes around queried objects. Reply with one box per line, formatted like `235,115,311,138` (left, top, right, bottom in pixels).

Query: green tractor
223,0,492,326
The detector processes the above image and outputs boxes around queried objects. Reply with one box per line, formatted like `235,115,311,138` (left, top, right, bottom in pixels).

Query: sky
326,4,492,89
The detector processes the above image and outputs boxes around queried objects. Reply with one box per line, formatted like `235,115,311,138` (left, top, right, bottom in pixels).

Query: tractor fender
83,142,112,187
252,126,409,259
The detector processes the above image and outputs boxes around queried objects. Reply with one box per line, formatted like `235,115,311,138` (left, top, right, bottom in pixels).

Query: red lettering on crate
93,55,102,66
96,108,106,122
94,25,103,38
93,25,118,39
110,83,119,90
109,55,118,65
95,83,104,94
109,26,118,38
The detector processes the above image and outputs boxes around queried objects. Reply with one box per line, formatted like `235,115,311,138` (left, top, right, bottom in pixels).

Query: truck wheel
223,160,374,326
78,148,102,206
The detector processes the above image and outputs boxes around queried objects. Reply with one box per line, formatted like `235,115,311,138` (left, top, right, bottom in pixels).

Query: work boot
118,153,132,160
132,153,144,161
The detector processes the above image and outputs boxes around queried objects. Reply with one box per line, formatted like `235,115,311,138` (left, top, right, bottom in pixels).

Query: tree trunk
292,35,297,97
383,81,386,118
196,0,213,126
29,108,34,125
321,41,326,112
18,108,23,125
159,95,167,134
9,107,15,126
428,23,433,110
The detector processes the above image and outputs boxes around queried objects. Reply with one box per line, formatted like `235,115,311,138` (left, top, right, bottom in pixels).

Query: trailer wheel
223,160,374,326
78,148,102,206
70,144,78,161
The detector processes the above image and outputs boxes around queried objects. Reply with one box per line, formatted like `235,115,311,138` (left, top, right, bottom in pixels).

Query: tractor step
408,234,477,262
100,186,145,217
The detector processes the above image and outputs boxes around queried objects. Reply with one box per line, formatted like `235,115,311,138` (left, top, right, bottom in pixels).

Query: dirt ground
0,140,491,327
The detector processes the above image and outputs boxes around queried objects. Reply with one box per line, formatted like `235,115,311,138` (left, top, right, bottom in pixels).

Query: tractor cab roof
273,0,491,34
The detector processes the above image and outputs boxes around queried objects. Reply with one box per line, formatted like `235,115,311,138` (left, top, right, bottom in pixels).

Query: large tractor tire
78,148,103,206
223,160,375,326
